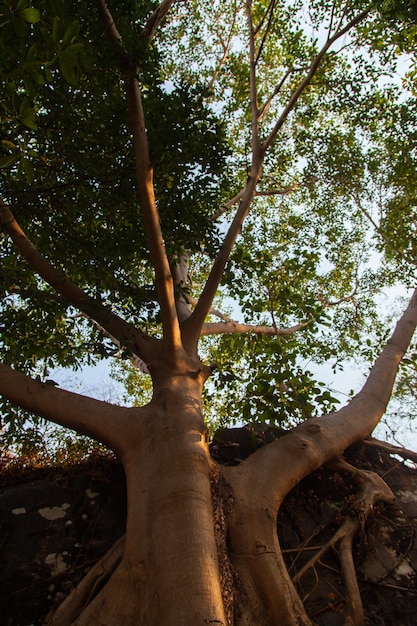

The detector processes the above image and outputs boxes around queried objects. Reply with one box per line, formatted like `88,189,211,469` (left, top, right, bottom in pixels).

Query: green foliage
1,0,417,453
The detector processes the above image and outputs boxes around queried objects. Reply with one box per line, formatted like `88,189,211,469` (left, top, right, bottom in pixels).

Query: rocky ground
0,427,416,625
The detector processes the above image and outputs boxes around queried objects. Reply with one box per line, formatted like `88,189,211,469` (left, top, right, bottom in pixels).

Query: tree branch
257,66,295,121
207,1,238,92
200,320,312,337
293,460,394,625
222,287,417,505
0,200,155,363
363,437,417,463
182,2,264,347
97,0,182,355
0,363,144,454
141,0,177,42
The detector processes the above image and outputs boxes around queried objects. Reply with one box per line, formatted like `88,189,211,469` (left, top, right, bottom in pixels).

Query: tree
1,0,417,624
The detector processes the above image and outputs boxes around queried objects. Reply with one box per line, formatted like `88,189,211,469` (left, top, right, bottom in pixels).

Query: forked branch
141,0,177,42
183,2,264,345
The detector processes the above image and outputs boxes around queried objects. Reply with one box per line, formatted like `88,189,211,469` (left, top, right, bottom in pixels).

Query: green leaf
21,156,34,182
17,7,41,23
59,53,76,84
62,20,80,47
19,99,38,130
0,153,19,168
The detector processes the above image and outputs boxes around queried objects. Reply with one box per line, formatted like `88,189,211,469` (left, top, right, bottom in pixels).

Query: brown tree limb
126,75,182,353
224,288,417,503
0,201,155,363
141,0,177,42
220,289,417,620
0,363,146,454
182,3,265,347
97,0,182,355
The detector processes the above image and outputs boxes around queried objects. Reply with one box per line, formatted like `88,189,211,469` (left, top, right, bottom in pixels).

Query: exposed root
292,458,394,626
47,535,125,626
363,437,417,464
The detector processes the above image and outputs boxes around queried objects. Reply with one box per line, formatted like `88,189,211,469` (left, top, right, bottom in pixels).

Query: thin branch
212,177,317,221
200,319,312,337
253,0,275,37
353,192,417,272
328,1,337,39
211,189,245,220
334,0,350,37
186,293,312,336
186,295,232,324
88,317,150,374
254,0,276,65
255,177,318,198
0,201,155,363
319,282,359,307
182,3,264,346
246,0,262,153
257,66,295,121
207,2,238,92
183,177,260,348
262,9,370,152
293,460,394,625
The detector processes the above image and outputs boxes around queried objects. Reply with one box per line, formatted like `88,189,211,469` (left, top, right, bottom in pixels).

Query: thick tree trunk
51,364,228,626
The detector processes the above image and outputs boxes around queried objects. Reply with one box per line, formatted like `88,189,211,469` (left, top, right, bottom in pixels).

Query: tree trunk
51,364,228,626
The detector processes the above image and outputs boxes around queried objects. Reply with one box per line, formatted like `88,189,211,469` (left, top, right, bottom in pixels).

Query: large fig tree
1,0,417,624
